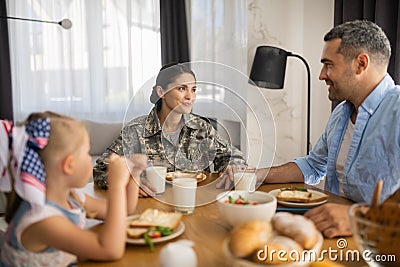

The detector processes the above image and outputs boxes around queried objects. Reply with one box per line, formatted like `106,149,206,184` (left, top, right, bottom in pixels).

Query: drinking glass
146,160,167,195
233,166,256,192
173,178,197,215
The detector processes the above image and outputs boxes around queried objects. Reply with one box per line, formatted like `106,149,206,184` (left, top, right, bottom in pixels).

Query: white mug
146,163,167,195
234,169,256,192
172,178,197,215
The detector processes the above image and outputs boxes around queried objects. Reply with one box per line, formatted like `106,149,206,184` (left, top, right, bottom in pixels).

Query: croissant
229,220,273,258
271,212,318,249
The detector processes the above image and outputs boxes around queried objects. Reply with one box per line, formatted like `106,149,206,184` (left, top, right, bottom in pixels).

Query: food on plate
277,187,328,203
271,212,318,249
165,172,174,180
165,171,205,182
224,195,258,205
127,209,183,251
129,208,182,229
126,225,173,239
229,220,273,258
227,212,320,264
126,227,149,239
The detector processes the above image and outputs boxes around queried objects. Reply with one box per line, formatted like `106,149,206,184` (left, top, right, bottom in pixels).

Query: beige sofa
82,120,123,165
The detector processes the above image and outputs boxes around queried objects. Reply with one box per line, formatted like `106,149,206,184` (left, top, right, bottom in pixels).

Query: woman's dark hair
150,62,196,112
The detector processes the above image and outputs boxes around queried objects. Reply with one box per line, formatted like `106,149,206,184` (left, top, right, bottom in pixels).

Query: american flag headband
0,118,50,206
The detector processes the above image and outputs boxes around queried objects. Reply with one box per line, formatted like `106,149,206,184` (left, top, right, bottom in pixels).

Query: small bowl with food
216,190,277,228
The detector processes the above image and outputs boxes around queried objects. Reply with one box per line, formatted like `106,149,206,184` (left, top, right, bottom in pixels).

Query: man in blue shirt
218,20,400,238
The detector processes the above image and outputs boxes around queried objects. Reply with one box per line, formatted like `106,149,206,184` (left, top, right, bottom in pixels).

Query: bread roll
272,212,318,249
229,220,273,258
252,235,303,265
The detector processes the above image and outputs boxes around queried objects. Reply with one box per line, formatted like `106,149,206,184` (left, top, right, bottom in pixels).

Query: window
7,0,161,122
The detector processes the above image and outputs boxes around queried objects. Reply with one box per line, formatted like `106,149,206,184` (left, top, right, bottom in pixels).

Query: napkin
159,240,197,267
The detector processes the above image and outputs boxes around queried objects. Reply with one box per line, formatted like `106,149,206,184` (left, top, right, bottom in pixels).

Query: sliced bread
129,208,182,229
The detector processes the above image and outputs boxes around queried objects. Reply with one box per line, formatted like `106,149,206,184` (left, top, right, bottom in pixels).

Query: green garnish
280,186,308,192
143,233,155,252
295,187,308,192
280,187,291,191
228,195,234,203
156,226,173,236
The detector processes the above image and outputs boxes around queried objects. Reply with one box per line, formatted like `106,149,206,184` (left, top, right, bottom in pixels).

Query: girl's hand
125,154,147,213
107,154,132,188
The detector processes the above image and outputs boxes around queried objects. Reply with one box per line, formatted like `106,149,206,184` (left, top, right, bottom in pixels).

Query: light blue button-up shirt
294,74,400,203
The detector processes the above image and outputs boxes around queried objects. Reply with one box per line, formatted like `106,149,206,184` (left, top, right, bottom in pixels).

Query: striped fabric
0,119,50,206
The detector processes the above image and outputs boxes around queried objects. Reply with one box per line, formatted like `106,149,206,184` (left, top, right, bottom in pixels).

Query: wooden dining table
78,174,366,267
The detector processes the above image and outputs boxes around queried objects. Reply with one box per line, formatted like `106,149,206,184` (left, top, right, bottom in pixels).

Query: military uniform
93,107,246,189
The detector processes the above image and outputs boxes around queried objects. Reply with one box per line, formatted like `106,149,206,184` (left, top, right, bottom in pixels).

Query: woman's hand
126,156,160,197
138,178,157,197
126,154,148,182
215,165,236,189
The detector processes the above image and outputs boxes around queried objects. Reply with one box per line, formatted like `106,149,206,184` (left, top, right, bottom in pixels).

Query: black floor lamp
0,16,72,29
249,46,311,155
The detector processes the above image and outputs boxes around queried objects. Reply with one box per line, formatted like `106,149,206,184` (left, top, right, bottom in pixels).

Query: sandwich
127,208,182,239
276,187,328,203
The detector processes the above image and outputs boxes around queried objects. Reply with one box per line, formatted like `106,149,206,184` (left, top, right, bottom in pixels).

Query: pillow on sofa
82,120,123,157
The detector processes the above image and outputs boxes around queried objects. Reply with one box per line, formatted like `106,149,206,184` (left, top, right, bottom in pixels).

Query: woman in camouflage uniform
93,63,246,195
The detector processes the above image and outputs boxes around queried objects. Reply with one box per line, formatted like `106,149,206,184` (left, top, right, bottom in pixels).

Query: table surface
78,175,366,267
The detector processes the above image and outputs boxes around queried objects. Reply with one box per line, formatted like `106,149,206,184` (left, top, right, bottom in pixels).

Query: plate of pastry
223,213,323,266
165,171,206,183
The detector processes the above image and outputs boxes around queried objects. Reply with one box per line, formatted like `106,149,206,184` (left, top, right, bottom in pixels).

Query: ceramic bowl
216,190,277,228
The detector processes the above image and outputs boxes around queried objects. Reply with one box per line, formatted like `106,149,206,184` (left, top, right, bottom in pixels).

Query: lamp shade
249,46,290,89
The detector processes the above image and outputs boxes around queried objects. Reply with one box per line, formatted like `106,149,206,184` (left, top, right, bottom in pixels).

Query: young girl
0,112,146,266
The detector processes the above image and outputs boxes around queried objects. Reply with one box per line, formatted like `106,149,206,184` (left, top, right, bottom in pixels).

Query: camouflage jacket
93,107,246,189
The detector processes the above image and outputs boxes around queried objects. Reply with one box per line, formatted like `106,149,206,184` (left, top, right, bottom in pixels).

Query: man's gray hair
324,20,391,67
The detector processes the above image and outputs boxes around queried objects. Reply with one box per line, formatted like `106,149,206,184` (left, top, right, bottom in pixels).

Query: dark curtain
332,0,400,109
0,0,13,121
159,0,190,65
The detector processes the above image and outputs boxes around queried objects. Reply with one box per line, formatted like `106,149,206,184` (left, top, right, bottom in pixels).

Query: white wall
247,0,334,166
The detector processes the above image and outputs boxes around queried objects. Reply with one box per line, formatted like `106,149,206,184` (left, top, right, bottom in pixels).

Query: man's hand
304,203,352,238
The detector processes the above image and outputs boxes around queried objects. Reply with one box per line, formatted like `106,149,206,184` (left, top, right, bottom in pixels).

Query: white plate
222,232,323,267
268,189,328,208
165,171,207,183
126,215,185,245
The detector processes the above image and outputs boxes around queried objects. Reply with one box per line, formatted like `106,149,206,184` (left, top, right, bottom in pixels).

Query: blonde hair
5,111,87,223
39,117,86,167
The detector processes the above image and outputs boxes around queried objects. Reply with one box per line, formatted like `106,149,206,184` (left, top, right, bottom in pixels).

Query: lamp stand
290,53,311,155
